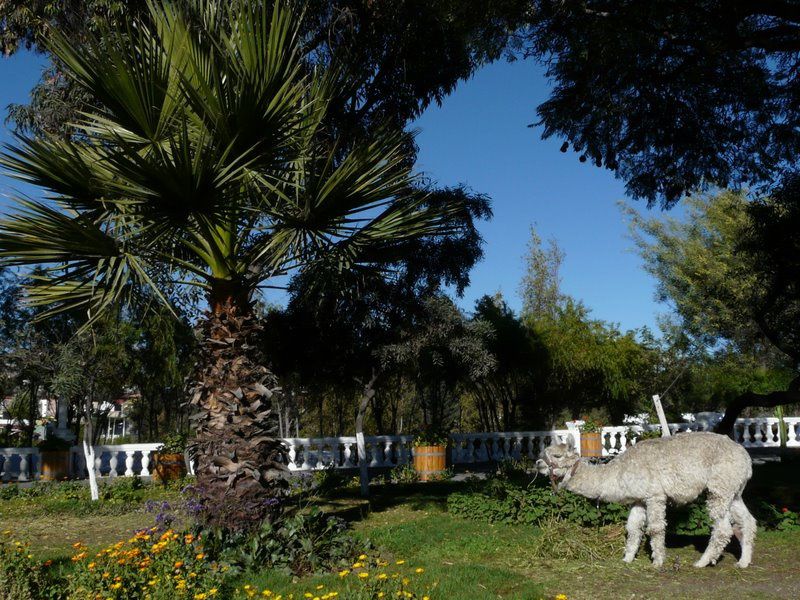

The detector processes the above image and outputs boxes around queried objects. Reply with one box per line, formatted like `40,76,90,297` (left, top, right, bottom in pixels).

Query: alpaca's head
535,436,580,482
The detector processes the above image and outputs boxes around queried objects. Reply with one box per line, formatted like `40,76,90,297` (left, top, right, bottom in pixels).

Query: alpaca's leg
623,504,647,563
730,497,756,568
645,498,667,567
694,494,734,568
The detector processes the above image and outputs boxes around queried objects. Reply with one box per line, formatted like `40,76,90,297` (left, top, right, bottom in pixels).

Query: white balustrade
450,430,576,463
1,418,799,482
784,417,800,448
280,436,415,471
0,447,39,481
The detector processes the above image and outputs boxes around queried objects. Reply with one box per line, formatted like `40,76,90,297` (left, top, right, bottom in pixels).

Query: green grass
2,462,800,599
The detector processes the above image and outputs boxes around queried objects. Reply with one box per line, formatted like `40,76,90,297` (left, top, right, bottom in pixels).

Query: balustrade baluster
124,451,135,476
109,452,119,478
342,442,354,468
140,450,151,476
18,452,29,482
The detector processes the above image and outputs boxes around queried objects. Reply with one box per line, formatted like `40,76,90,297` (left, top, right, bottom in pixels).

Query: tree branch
715,374,800,435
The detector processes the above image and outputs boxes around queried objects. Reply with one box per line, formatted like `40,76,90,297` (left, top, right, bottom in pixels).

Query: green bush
389,464,419,484
448,476,629,528
0,534,60,600
203,507,364,576
755,502,800,531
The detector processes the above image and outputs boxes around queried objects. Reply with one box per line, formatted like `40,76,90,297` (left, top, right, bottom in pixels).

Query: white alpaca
536,432,756,568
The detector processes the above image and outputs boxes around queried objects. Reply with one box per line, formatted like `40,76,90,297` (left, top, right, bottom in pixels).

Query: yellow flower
358,572,369,579
209,589,218,596
174,561,184,568
395,560,405,565
352,562,363,568
194,594,207,600
262,591,273,597
358,554,368,560
415,568,424,574
555,596,568,600
110,583,122,590
196,553,206,560
423,597,430,600
316,585,324,590
338,569,350,578
377,573,388,580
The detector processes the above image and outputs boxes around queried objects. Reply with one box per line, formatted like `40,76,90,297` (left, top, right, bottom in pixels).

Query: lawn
1,462,799,600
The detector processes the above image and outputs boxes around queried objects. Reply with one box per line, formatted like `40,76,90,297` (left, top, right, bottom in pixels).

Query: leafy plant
389,464,420,484
630,428,662,442
412,429,449,447
68,529,229,599
157,433,188,455
311,466,348,497
579,415,603,434
205,508,364,576
755,502,800,532
0,534,58,600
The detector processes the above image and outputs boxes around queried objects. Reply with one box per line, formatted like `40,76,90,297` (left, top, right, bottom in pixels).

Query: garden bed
1,461,799,599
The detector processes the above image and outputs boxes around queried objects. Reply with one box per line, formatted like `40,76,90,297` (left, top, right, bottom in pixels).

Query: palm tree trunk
188,283,288,530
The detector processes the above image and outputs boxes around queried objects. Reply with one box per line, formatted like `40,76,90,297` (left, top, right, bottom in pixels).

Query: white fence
1,417,798,482
599,416,800,457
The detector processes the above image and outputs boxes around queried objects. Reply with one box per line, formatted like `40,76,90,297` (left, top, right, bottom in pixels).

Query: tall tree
0,0,470,529
1,0,529,137
625,190,799,432
524,0,800,205
518,224,564,321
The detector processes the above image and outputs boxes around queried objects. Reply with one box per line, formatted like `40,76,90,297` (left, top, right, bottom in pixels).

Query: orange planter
152,453,187,483
40,450,71,481
413,445,447,481
581,432,603,458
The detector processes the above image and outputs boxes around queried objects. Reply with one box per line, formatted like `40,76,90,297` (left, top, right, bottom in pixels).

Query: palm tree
0,0,465,528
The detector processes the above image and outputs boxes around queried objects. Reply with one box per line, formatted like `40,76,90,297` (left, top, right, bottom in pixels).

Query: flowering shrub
67,528,230,600
232,554,435,599
0,532,56,600
756,502,800,531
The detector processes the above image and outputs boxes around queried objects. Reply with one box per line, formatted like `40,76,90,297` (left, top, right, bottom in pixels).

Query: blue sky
0,51,671,332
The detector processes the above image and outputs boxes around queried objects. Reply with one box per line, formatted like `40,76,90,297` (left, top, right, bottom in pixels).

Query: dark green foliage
448,466,800,537
157,432,188,454
754,502,800,532
310,467,349,497
525,0,800,205
447,472,629,528
36,436,71,451
204,508,363,576
389,464,420,485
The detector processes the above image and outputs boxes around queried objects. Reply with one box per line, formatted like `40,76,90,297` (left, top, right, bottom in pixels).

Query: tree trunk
355,370,378,498
715,375,800,436
188,291,288,531
83,396,99,501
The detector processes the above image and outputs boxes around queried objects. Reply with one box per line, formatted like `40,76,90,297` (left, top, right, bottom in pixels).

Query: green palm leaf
0,0,468,319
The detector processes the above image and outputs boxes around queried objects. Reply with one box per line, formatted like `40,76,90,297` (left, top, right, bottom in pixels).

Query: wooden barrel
40,451,71,481
152,453,187,483
581,432,603,458
412,445,447,481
